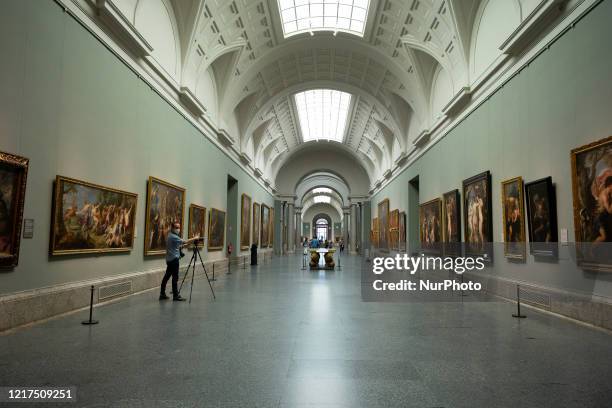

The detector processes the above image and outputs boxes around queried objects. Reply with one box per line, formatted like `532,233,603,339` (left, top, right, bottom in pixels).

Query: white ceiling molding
95,0,153,57
217,128,234,147
239,152,251,165
179,87,206,116
442,86,472,117
499,0,565,55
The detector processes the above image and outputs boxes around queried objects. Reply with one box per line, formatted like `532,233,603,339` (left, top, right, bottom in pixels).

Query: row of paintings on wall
52,176,228,256
370,135,612,272
0,152,276,267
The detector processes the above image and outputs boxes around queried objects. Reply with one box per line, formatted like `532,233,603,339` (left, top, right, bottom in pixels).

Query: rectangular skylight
294,89,351,143
278,0,370,38
314,196,331,204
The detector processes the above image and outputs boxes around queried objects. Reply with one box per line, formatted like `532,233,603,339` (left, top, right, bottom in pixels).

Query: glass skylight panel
313,187,332,194
294,89,351,143
314,196,331,204
278,0,370,37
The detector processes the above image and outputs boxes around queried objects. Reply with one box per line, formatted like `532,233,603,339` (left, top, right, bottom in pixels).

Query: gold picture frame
501,177,526,260
208,207,226,251
571,135,612,272
390,209,399,250
188,204,206,248
419,198,442,254
377,199,390,252
144,177,185,256
261,204,270,247
252,202,260,246
240,193,251,250
50,176,137,256
0,151,29,267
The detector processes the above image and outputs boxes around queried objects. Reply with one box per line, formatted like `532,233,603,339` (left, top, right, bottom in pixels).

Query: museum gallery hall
1,0,612,407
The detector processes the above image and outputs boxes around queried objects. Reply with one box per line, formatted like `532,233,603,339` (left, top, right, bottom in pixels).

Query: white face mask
172,228,180,235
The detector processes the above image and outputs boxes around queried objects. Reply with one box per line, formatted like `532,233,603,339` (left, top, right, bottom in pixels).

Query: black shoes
159,293,185,301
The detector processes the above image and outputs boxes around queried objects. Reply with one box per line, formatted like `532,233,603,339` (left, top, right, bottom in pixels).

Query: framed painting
571,136,612,272
377,199,390,252
50,176,137,256
252,202,260,246
525,176,558,257
399,212,406,251
188,204,206,248
419,198,442,254
0,151,29,267
463,171,493,260
501,177,526,260
442,189,460,256
269,207,275,247
390,209,399,250
144,177,185,256
372,217,379,248
261,204,270,247
208,208,226,251
240,193,251,250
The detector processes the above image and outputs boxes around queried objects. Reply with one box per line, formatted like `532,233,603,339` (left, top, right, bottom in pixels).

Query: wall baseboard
369,249,612,331
0,251,277,333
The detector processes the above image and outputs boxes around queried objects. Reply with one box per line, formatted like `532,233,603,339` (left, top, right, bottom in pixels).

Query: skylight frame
314,196,332,204
278,0,370,38
294,89,352,144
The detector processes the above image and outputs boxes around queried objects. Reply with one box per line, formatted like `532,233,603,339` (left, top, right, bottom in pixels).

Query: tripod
178,243,216,302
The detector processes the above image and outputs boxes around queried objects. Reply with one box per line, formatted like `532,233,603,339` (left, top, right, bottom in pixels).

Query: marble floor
1,254,612,407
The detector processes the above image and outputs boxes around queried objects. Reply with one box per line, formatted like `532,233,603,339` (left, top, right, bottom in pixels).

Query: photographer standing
159,222,199,301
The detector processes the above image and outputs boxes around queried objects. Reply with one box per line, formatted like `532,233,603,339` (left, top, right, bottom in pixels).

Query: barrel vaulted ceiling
89,0,566,192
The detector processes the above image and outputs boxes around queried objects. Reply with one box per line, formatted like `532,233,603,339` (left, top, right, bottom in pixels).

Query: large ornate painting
571,136,612,272
240,193,251,250
463,171,493,259
442,189,461,256
501,177,526,260
269,207,275,247
390,209,400,250
188,204,206,248
371,217,379,248
399,212,406,251
419,198,442,253
261,204,270,247
0,151,29,267
377,199,390,252
252,202,260,246
525,176,558,257
442,190,461,243
51,176,137,256
208,208,226,251
144,177,185,256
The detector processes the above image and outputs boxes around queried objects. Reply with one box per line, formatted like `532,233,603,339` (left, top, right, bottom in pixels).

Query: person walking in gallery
159,222,200,301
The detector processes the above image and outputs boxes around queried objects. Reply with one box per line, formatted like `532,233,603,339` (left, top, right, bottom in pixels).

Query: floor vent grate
519,286,551,309
98,281,132,301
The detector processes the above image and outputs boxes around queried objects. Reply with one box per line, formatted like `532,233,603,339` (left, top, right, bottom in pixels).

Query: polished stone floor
1,254,612,407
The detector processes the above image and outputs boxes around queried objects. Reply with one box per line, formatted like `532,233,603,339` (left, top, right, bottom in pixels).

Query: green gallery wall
371,0,612,300
0,0,274,296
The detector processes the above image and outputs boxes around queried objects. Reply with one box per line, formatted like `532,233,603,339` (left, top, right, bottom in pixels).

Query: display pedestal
309,248,336,270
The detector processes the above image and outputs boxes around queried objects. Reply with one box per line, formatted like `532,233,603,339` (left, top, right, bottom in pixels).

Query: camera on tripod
191,237,205,246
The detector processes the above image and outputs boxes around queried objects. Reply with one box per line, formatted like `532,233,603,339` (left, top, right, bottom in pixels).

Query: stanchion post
227,257,232,275
512,284,527,318
211,263,217,281
82,285,99,325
